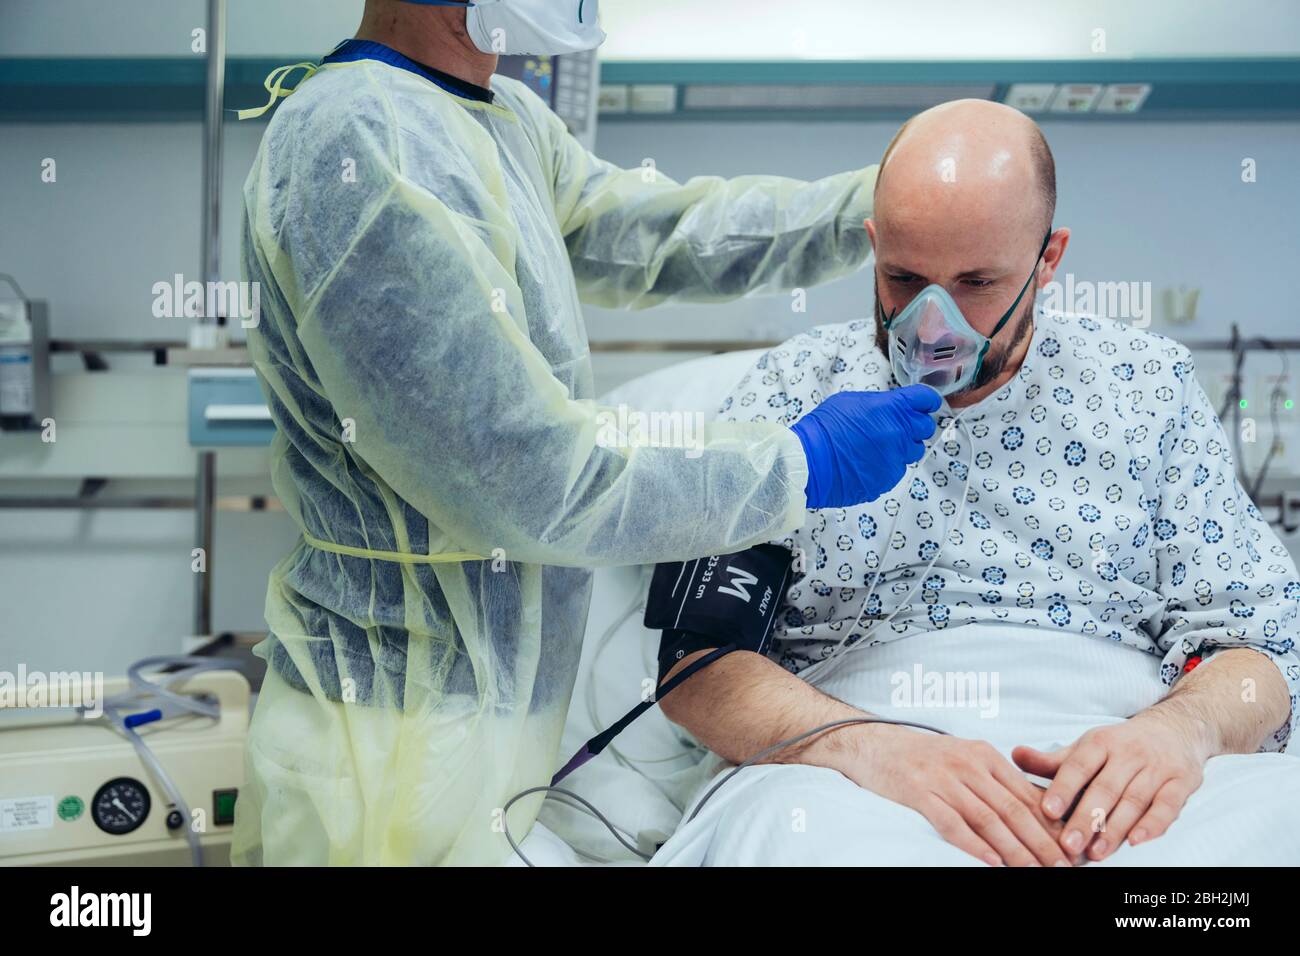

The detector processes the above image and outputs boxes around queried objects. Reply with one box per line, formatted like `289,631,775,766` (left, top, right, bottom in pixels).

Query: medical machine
0,274,51,432
188,367,275,447
499,51,600,149
0,661,248,866
548,543,794,785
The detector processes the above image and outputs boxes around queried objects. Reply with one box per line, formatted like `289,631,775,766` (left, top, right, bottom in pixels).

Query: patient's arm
660,649,1076,866
1162,646,1293,754
659,649,865,769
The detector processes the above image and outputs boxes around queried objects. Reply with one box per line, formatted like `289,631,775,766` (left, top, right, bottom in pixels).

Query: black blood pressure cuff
645,544,793,683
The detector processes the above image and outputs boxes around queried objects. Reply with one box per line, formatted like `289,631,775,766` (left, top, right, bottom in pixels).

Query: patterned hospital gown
719,310,1300,751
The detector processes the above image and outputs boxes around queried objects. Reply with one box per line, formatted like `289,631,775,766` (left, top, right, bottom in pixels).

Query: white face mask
407,1,605,56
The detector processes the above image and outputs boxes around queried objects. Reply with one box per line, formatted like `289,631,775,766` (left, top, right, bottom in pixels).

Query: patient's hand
845,725,1078,867
1012,708,1210,863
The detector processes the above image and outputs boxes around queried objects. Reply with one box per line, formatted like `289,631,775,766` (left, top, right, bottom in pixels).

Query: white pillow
598,348,765,419
548,348,770,856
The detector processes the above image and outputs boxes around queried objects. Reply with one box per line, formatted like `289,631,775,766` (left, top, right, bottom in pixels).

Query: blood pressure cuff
645,543,793,683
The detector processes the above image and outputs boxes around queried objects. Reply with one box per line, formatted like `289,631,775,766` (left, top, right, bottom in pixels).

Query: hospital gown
233,59,876,866
652,309,1300,866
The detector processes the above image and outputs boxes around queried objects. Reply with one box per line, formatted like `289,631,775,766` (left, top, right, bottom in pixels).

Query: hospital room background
1,0,1298,866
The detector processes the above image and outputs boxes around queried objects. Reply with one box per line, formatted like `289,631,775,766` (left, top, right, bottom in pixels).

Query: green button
213,789,238,826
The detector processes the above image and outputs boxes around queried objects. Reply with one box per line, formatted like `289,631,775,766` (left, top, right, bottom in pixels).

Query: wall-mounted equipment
498,50,600,149
598,83,630,113
680,82,993,113
1003,83,1058,112
1050,83,1104,112
0,274,51,432
1096,83,1152,113
630,84,678,113
187,367,273,447
588,59,1296,123
1009,81,1151,115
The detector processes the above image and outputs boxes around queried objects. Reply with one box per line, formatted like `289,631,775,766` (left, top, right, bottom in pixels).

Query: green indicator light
1239,399,1248,409
1287,399,1295,410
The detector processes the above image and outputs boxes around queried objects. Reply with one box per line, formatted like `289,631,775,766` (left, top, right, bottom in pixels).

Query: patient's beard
970,288,1037,391
874,284,1037,397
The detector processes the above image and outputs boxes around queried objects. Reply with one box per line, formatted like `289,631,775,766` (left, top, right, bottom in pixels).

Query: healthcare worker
231,0,938,866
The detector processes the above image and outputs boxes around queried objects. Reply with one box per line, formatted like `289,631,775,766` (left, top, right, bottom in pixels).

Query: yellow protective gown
231,57,877,865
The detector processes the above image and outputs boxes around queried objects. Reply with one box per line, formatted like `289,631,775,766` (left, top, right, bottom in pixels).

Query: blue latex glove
791,385,942,508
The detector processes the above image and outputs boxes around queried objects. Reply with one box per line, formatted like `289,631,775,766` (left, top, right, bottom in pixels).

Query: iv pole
194,0,226,638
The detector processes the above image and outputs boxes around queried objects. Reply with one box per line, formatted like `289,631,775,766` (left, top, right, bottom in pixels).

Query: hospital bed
519,344,1300,869
515,348,764,866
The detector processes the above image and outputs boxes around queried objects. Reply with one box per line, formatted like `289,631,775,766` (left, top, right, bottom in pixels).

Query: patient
651,100,1300,867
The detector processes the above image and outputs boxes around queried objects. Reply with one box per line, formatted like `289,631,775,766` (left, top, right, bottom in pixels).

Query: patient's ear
1036,226,1071,287
865,218,877,248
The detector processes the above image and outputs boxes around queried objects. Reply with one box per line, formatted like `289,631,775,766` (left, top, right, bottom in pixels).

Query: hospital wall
1,0,1298,677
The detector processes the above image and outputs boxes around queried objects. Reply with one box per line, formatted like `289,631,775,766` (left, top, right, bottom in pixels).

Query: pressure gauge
91,777,151,835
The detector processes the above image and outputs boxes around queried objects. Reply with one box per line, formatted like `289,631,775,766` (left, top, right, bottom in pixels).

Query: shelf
0,57,304,122
1,56,1296,122
600,57,1300,121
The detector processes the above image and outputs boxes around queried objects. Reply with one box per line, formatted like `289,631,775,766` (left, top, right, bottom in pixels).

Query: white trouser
651,624,1300,866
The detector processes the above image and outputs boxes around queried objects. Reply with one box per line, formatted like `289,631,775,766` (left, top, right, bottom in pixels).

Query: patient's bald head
867,99,1067,406
875,98,1055,236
